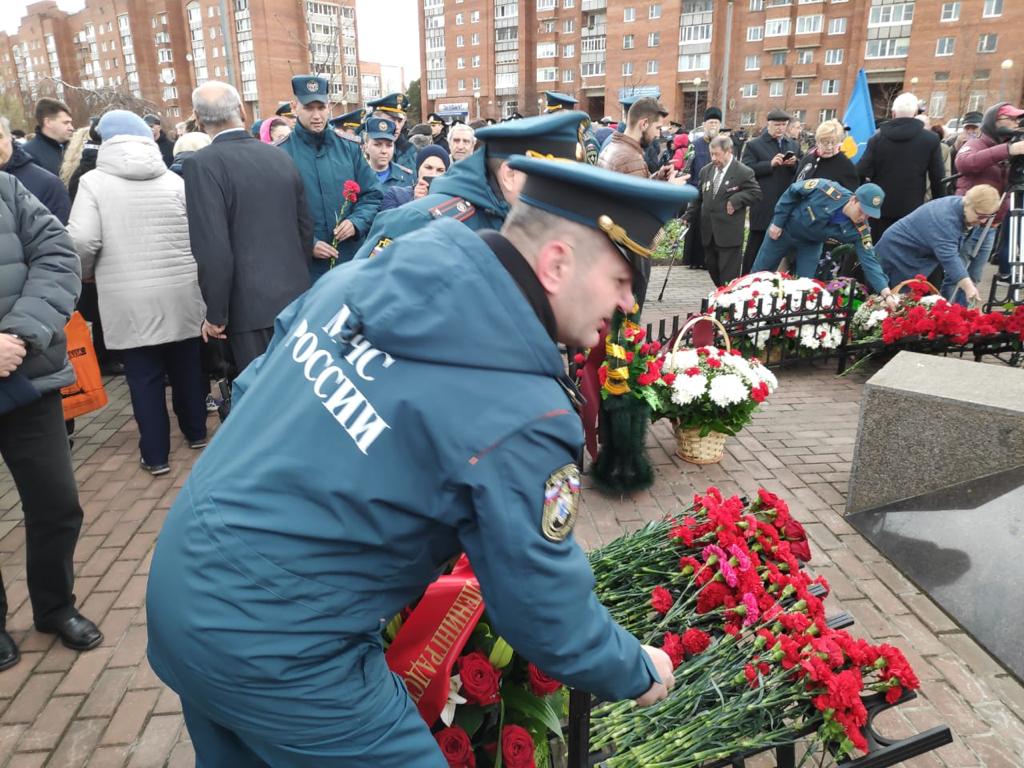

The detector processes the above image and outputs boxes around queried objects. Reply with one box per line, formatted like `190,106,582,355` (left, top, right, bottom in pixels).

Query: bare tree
37,75,159,124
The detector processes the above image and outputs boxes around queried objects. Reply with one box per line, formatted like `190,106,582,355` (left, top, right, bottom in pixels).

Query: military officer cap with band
367,92,409,115
275,101,295,118
329,107,367,131
363,117,397,142
476,110,590,161
619,94,641,112
544,91,578,113
506,154,697,278
291,74,330,105
853,183,885,219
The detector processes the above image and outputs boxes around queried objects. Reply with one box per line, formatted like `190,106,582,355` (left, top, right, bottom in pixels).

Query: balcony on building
790,62,819,79
581,0,607,10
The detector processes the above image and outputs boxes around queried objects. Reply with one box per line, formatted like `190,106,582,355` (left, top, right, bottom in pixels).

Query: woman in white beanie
68,110,208,476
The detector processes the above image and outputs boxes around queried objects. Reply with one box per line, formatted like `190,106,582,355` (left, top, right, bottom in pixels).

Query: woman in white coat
69,111,208,476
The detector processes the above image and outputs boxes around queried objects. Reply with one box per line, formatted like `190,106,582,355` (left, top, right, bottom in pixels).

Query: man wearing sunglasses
876,184,1002,306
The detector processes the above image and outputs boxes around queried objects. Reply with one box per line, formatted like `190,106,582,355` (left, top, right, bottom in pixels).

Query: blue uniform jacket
876,196,969,286
764,179,887,293
279,121,383,277
355,149,509,260
379,160,415,189
146,219,657,746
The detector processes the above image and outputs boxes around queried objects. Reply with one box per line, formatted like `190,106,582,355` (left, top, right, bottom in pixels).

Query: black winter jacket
740,129,802,230
856,118,946,219
22,131,66,176
2,140,71,224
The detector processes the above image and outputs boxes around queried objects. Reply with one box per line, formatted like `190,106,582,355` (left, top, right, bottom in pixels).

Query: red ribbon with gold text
385,556,485,725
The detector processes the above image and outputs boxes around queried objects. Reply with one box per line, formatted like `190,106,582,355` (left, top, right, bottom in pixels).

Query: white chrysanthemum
799,325,822,349
751,362,778,391
820,326,843,349
865,309,888,329
671,373,708,405
709,374,749,408
669,349,700,371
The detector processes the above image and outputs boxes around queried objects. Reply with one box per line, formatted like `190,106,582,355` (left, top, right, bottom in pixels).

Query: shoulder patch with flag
541,464,581,542
429,197,477,222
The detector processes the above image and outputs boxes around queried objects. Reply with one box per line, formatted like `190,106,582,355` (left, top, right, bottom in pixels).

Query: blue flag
842,69,876,163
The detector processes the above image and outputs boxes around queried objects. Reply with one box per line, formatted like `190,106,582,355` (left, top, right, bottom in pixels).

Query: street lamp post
692,77,702,130
1001,59,1014,103
474,91,481,120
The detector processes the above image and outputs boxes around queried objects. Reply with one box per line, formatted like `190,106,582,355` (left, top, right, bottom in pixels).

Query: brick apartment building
0,0,367,129
420,0,1024,131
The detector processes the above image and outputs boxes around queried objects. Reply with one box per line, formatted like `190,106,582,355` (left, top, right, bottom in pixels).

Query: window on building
648,32,660,47
819,108,837,122
158,48,172,63
977,33,998,53
623,34,634,49
622,61,634,75
562,68,574,81
650,4,662,18
745,54,760,70
647,59,658,74
541,19,556,32
456,35,464,47
935,37,954,56
537,0,555,9
796,49,813,64
747,26,764,41
582,61,605,76
537,66,557,82
794,79,809,95
772,51,786,65
828,18,846,34
967,91,986,111
455,13,463,24
769,81,784,97
564,19,575,32
563,44,575,57
983,0,1003,18
825,48,843,64
564,0,575,6
750,0,764,10
471,10,480,21
741,83,759,98
471,33,479,44
766,18,791,36
868,3,913,25
822,79,839,95
930,91,947,117
796,15,822,33
458,78,466,90
457,57,465,68
624,7,636,22
537,42,556,58
472,55,480,66
766,0,792,5
935,71,950,81
940,2,960,21
866,38,909,57
741,110,757,125
678,52,710,70
472,76,480,89
975,69,990,80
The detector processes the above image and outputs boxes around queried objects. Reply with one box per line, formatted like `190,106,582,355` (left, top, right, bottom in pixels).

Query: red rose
501,725,536,768
459,651,502,706
435,726,476,768
650,585,674,614
527,663,562,697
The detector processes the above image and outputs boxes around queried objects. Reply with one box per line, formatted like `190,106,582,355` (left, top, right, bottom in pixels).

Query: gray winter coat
0,172,82,394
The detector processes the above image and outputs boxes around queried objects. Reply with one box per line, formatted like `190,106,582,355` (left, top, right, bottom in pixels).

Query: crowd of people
0,76,1021,763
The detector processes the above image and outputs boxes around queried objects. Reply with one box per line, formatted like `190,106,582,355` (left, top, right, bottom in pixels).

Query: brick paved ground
1,265,1021,767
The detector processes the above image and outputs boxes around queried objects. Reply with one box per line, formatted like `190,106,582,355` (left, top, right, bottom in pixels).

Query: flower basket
672,424,727,464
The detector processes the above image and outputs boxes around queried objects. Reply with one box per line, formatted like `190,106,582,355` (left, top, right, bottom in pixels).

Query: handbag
60,311,109,420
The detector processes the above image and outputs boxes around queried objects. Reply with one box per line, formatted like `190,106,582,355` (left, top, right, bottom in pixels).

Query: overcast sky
1,0,421,81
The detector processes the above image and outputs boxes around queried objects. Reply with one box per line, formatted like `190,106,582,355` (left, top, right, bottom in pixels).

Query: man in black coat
0,117,70,224
857,92,946,244
22,97,74,177
740,109,801,274
683,135,761,287
144,114,175,168
183,81,313,373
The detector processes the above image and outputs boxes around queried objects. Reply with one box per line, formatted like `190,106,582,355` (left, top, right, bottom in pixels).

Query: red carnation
459,651,502,706
343,179,360,203
527,663,562,697
501,725,536,768
435,726,476,768
651,585,674,614
661,631,685,668
573,353,586,365
684,366,701,376
707,357,722,369
681,628,711,656
661,372,677,385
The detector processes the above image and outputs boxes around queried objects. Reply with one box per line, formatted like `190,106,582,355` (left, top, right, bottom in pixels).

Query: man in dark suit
184,81,313,373
740,109,801,274
684,136,761,287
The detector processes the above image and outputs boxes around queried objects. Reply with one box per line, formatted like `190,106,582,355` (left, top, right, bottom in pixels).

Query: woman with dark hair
381,145,451,211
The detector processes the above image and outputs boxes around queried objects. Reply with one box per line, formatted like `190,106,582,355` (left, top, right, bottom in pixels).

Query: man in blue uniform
362,117,415,189
279,75,382,280
329,108,365,143
751,179,892,297
543,91,599,164
355,110,588,260
367,92,417,169
274,102,296,128
146,156,695,766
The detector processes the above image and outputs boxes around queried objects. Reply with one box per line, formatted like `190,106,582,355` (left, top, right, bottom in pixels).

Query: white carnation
671,373,708,405
865,309,888,329
709,374,749,408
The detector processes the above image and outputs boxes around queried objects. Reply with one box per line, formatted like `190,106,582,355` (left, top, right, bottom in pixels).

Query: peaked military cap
330,108,367,130
364,117,397,141
620,94,641,112
476,110,591,161
506,155,697,276
367,92,409,115
275,101,295,118
544,91,578,113
292,75,329,105
427,113,446,125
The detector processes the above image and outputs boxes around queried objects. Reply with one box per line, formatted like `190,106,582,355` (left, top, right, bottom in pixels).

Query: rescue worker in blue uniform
362,117,415,189
279,75,382,281
355,110,589,260
543,91,599,164
600,94,641,152
274,102,296,128
751,179,893,298
367,92,417,170
146,156,695,766
330,108,365,143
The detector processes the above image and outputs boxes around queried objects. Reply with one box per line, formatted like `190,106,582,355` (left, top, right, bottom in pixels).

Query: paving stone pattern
0,266,1021,767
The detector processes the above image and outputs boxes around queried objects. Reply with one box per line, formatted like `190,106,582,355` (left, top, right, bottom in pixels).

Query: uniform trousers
751,230,824,279
705,238,744,288
743,229,768,275
121,338,208,466
0,391,83,627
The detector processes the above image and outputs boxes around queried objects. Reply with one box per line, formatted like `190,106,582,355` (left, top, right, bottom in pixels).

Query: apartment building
1,0,365,127
419,0,1024,129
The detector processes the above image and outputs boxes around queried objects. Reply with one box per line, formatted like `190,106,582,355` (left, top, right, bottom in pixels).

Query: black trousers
76,281,119,369
121,338,208,466
743,229,767,275
870,217,898,247
229,327,275,376
705,239,744,288
0,391,84,628
683,219,706,268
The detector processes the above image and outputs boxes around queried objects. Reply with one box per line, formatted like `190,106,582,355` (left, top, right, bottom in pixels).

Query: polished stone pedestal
848,466,1024,681
847,351,1024,515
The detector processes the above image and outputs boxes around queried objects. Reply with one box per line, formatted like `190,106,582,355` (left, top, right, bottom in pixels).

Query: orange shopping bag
60,311,109,420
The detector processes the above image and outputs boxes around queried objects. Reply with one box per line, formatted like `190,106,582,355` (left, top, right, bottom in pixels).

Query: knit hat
97,110,153,141
416,144,451,173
